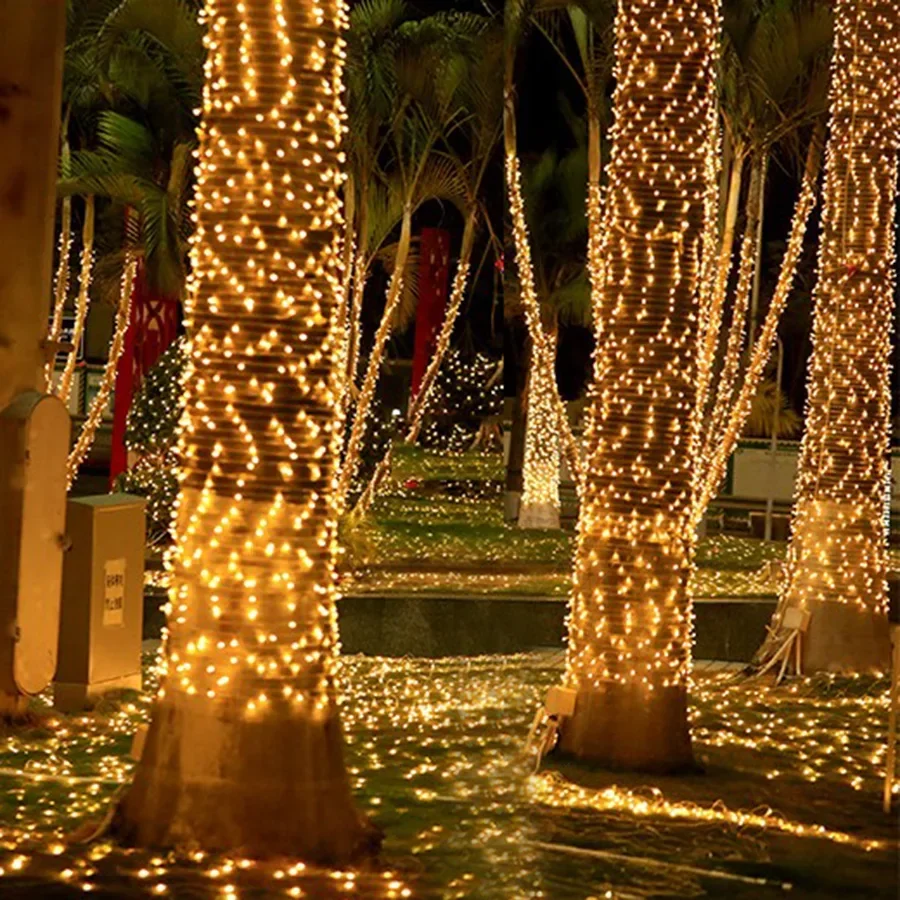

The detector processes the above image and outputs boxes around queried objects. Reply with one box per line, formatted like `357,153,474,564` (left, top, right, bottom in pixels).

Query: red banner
410,227,451,404
109,262,180,485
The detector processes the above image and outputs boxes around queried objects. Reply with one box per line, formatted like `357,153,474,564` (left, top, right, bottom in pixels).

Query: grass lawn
343,447,796,598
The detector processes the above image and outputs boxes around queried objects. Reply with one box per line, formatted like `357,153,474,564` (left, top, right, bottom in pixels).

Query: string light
0,653,890,895
529,774,888,852
117,338,189,542
45,188,73,388
108,0,372,860
343,249,367,406
561,0,720,766
350,236,478,515
406,213,478,446
67,253,137,487
701,161,761,452
773,0,900,672
416,349,502,454
57,194,95,404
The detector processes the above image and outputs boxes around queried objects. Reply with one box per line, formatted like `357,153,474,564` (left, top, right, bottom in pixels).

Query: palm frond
375,239,422,333
745,378,801,438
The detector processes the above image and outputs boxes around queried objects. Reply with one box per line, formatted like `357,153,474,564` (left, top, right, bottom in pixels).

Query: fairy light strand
57,194,95,405
45,191,73,388
694,123,825,522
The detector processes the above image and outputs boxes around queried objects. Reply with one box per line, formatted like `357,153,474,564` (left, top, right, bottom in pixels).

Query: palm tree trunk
703,150,764,461
586,106,605,338
717,127,733,237
0,0,67,718
747,151,769,348
336,202,412,510
518,319,561,529
350,205,478,516
558,0,718,772
504,331,528,522
111,1,376,860
694,118,825,521
335,172,357,420
698,144,744,411
57,195,94,403
344,178,368,402
0,2,66,415
773,0,896,674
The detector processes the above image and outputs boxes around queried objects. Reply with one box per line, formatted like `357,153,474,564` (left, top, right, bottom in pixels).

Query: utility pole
0,1,69,716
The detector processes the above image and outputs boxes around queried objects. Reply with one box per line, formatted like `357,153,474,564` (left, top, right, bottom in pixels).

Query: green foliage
745,377,802,438
62,0,202,301
347,0,496,336
124,337,188,453
720,0,833,157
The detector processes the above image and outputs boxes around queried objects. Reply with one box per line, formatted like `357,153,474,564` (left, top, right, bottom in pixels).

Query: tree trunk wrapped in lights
57,194,94,404
773,0,899,674
560,0,719,772
335,204,411,509
112,0,377,862
66,252,135,488
518,324,561,529
45,126,73,388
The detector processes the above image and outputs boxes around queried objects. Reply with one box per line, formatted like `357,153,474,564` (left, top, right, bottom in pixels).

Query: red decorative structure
410,227,451,405
109,263,180,485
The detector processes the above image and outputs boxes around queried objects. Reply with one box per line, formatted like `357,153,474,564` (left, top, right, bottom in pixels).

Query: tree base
518,502,560,530
110,695,381,863
556,683,696,774
803,600,891,674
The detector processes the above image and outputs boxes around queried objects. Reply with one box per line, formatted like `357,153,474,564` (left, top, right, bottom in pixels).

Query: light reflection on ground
0,652,894,898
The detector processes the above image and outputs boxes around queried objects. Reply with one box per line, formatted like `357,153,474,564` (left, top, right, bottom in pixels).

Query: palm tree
528,0,615,330
50,0,203,485
336,7,484,507
111,0,377,860
693,0,832,518
762,0,898,673
351,20,504,515
557,0,719,771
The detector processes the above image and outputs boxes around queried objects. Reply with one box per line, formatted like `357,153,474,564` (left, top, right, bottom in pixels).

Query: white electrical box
0,391,70,696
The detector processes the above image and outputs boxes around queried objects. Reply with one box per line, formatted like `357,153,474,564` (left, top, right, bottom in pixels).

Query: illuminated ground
0,652,895,898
